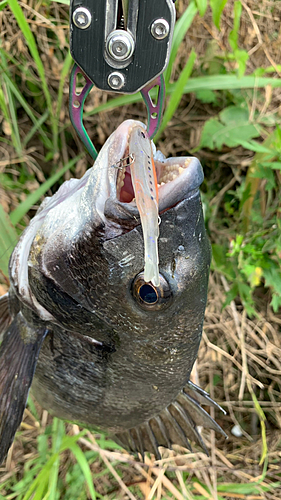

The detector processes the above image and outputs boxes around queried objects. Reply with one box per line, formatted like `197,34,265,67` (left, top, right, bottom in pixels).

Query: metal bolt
151,19,170,40
106,30,135,62
72,7,92,29
108,72,125,90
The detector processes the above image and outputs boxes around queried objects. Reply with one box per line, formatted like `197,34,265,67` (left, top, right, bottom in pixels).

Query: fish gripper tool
69,0,176,159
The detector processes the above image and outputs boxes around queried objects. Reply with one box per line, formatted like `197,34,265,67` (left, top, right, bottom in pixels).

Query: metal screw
106,30,135,62
151,19,170,40
108,72,125,90
72,7,92,29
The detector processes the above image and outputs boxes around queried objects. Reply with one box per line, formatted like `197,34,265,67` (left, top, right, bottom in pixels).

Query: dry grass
0,0,281,498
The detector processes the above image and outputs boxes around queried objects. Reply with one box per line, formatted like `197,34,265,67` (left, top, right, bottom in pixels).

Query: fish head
10,120,211,353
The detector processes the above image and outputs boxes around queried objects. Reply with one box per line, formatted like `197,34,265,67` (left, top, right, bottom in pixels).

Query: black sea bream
0,120,226,463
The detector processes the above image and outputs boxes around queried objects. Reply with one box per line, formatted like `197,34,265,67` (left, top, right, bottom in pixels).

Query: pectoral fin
0,312,48,464
115,381,227,460
0,293,12,339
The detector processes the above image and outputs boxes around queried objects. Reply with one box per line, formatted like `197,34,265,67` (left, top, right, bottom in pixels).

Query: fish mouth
105,120,203,222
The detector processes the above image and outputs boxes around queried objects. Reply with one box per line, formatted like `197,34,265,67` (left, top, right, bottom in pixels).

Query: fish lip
105,120,204,221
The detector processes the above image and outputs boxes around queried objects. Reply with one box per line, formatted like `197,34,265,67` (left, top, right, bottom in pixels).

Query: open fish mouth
9,119,204,320
104,120,203,221
104,120,204,287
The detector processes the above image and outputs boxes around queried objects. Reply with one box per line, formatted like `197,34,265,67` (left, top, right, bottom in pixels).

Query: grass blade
23,110,49,147
3,76,22,155
241,132,276,233
0,81,19,154
48,419,64,500
10,154,83,225
195,0,207,17
22,454,59,500
155,50,197,141
68,443,96,500
83,74,281,123
0,0,8,10
0,51,22,154
0,204,18,276
55,51,73,140
210,0,229,28
164,0,198,84
2,71,52,150
8,0,56,151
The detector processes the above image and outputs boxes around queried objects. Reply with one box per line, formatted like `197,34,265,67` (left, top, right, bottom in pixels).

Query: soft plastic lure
129,126,160,287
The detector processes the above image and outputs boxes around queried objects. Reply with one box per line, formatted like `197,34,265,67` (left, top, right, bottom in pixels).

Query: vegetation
0,0,280,498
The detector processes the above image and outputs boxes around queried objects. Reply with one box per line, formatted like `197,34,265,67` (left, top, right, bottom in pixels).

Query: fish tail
0,293,12,340
0,312,48,465
115,381,227,459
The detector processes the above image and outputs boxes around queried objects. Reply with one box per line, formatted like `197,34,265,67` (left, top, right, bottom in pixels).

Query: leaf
68,443,96,500
210,0,229,28
154,50,196,141
164,0,198,84
271,294,281,312
261,161,281,170
238,281,256,316
263,268,281,296
22,454,60,500
211,244,236,280
199,106,260,150
199,118,224,149
0,0,7,10
195,0,207,16
0,204,18,276
219,105,249,124
8,0,56,149
217,483,269,494
239,140,273,154
234,48,249,77
84,74,281,122
22,110,49,148
2,75,22,155
1,66,52,149
241,131,277,232
255,164,276,190
195,89,218,103
48,419,65,500
223,283,239,308
229,1,242,51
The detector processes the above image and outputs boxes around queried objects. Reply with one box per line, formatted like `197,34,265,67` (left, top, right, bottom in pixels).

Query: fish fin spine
114,384,227,458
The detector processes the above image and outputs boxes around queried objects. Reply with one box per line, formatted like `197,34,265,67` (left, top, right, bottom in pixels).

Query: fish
0,119,226,464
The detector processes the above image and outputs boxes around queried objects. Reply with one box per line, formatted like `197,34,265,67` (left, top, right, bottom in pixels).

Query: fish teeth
116,168,126,197
157,161,188,187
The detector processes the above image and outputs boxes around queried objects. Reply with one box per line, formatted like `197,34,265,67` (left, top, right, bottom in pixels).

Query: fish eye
132,272,172,310
139,284,157,304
